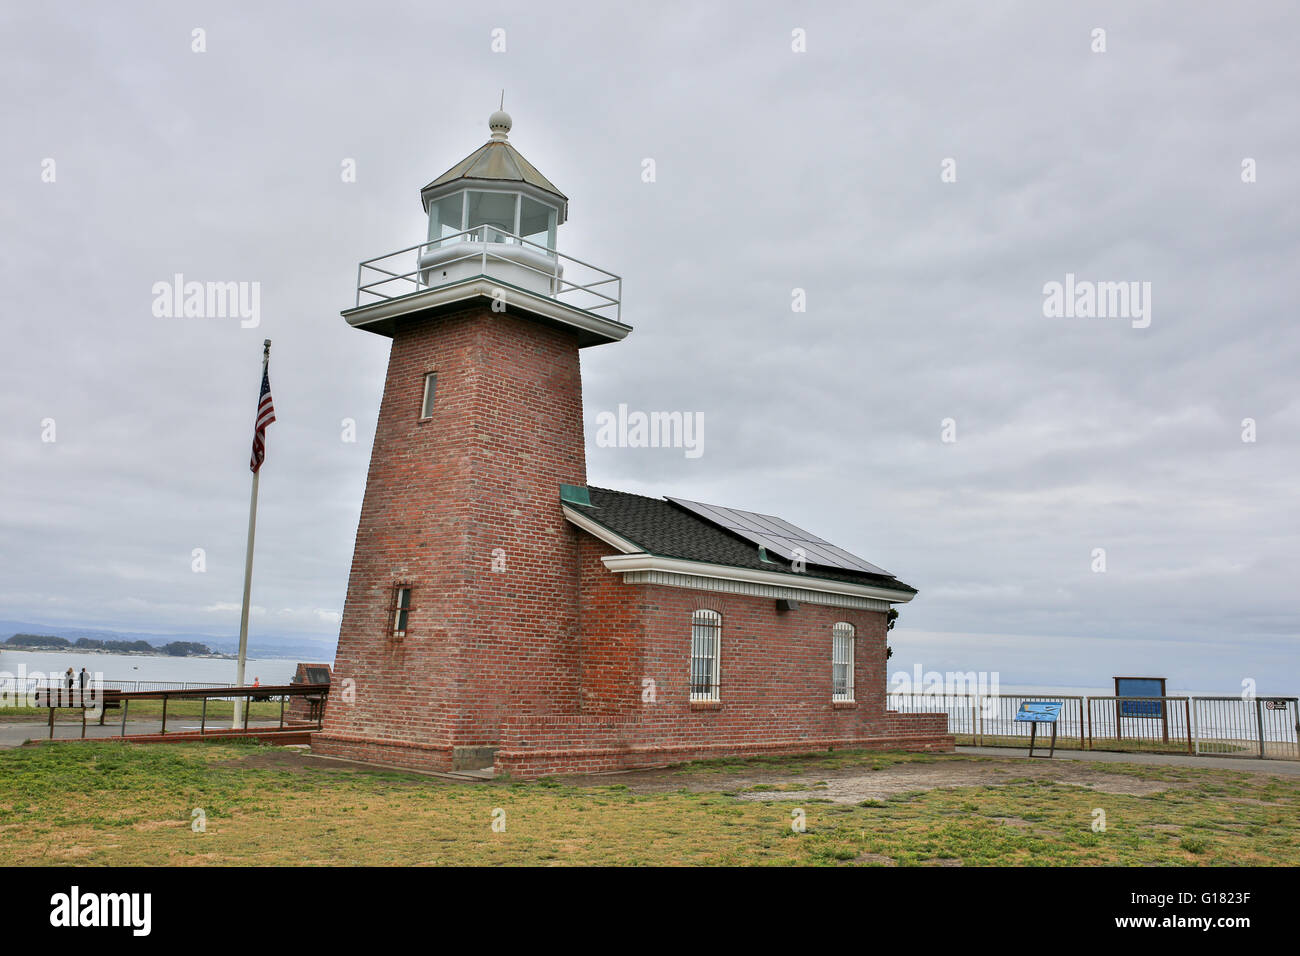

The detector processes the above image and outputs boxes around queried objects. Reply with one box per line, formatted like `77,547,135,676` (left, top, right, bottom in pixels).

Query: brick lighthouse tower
312,110,628,772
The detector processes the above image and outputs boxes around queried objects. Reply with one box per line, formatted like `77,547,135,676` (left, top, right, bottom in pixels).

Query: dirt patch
132,819,186,832
214,747,494,788
215,748,365,775
584,756,1184,804
1224,797,1286,806
853,852,896,866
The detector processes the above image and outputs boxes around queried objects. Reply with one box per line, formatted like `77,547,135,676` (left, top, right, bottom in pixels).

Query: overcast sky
2,1,1296,693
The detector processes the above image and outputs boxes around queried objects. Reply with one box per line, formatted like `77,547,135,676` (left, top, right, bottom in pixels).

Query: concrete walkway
0,718,286,749
956,744,1300,776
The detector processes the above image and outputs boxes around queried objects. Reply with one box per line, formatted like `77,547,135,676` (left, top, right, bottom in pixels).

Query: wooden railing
33,683,329,739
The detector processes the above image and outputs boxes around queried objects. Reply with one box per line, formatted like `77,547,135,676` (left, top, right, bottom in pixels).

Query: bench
33,688,125,724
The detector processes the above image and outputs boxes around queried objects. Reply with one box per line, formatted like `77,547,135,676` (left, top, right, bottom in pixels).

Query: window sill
690,699,723,711
417,417,432,424
832,700,857,709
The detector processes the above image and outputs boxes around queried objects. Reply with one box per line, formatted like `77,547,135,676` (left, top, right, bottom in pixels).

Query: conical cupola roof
421,111,568,219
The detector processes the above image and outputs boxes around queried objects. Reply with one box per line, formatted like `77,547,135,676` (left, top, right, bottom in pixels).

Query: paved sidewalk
0,718,285,749
956,744,1300,775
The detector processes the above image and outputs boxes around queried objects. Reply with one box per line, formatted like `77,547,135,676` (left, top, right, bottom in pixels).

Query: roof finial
488,95,512,142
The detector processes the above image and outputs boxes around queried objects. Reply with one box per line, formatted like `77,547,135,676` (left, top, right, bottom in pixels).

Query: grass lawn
0,742,1295,866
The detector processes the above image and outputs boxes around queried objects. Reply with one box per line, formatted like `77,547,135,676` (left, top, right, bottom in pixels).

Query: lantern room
417,110,567,296
343,109,627,348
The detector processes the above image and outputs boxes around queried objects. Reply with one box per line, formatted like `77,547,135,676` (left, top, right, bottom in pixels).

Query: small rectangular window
429,193,466,244
391,586,412,639
520,196,558,252
466,190,518,242
420,373,437,418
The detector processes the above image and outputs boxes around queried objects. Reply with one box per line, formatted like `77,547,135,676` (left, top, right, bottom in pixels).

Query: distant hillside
0,619,335,661
3,633,214,656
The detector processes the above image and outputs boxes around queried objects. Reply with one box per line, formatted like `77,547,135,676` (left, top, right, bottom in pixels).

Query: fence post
1255,697,1265,759
1085,697,1093,750
1183,699,1192,755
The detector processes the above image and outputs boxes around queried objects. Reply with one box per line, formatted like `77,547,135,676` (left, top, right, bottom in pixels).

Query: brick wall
494,535,953,777
313,301,951,778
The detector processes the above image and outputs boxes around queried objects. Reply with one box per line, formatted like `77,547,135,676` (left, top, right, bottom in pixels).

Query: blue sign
1116,677,1165,717
1015,701,1062,723
1119,698,1163,717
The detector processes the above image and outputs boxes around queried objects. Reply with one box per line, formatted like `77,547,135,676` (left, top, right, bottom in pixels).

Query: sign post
1016,701,1063,758
1114,676,1168,744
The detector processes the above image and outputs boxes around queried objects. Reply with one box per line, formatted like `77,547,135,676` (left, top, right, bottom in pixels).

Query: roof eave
562,504,917,604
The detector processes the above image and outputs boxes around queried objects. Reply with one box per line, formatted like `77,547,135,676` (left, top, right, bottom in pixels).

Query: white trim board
342,277,630,345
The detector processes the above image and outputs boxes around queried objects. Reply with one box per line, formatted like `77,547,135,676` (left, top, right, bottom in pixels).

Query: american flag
250,367,276,473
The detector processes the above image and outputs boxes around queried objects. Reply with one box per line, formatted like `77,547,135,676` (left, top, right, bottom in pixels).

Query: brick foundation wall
496,713,952,777
314,303,586,764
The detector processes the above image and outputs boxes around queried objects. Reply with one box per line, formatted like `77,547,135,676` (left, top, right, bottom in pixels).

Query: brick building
311,110,951,777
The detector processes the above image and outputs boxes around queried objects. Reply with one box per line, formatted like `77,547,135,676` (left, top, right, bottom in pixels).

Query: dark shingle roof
567,486,915,594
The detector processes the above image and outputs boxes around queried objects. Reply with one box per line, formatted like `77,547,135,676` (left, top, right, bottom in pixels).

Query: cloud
0,1,1295,690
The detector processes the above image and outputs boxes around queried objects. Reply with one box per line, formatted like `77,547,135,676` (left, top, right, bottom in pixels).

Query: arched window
690,609,721,701
832,622,855,702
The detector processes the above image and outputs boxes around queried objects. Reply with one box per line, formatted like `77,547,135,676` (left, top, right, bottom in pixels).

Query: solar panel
666,497,894,577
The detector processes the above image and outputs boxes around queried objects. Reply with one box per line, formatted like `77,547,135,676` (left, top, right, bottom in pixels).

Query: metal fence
888,693,1300,760
353,224,623,321
1192,696,1299,759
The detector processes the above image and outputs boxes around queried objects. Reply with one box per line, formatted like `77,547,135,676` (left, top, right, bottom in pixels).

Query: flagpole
233,339,271,729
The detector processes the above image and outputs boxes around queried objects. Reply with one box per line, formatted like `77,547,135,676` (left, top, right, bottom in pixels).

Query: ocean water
0,649,299,689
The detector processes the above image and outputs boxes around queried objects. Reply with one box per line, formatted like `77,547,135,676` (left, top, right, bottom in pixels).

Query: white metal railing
887,692,1300,759
353,225,622,322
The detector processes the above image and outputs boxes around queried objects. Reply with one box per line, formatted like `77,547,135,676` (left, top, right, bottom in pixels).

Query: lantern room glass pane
466,190,517,242
428,192,465,245
520,197,557,252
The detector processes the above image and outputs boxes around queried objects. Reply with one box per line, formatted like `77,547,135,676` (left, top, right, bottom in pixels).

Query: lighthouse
315,110,949,778
314,110,627,772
